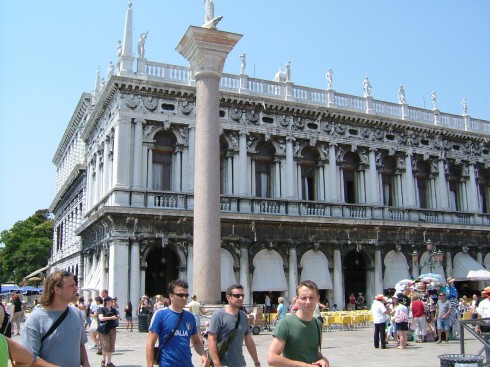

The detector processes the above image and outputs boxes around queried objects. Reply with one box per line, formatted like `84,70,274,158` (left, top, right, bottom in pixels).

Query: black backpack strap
160,310,185,349
41,307,70,343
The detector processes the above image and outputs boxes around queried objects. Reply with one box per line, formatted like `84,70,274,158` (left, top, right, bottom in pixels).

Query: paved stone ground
11,323,486,367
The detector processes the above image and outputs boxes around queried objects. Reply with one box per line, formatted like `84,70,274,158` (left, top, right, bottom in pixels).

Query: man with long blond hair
22,270,89,367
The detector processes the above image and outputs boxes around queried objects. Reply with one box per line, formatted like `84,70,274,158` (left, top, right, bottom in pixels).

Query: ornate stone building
49,3,490,310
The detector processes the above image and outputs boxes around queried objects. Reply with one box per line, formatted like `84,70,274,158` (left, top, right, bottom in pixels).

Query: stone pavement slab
10,324,485,367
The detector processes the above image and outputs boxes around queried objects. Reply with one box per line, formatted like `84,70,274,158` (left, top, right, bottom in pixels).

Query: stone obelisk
176,15,241,303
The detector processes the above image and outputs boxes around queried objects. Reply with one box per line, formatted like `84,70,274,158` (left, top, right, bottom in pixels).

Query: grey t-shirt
22,305,88,367
437,299,452,318
208,308,250,367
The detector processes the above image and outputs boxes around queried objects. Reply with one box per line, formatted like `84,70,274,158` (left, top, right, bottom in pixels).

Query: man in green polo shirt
268,280,329,367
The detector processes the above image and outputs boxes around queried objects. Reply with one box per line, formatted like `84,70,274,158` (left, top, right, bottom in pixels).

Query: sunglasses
172,293,189,298
230,294,245,299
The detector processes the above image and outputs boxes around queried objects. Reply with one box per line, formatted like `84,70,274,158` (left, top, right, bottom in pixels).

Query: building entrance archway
343,250,366,308
145,246,179,297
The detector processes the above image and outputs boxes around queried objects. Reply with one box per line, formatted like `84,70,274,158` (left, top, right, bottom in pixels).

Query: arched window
300,148,319,201
152,131,176,191
255,142,275,198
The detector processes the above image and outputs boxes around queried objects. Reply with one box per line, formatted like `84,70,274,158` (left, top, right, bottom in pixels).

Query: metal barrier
458,317,490,366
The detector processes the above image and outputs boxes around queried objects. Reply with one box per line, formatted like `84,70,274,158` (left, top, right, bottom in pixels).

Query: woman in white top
393,294,409,349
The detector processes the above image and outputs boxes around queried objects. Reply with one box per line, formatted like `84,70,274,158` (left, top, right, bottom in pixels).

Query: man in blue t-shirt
146,279,207,367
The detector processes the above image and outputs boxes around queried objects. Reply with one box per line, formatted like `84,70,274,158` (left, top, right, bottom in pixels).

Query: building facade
49,3,490,310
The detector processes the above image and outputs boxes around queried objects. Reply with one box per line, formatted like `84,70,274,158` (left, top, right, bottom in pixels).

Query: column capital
176,26,242,79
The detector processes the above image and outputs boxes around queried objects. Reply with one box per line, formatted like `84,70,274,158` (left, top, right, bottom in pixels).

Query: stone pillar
437,159,449,210
112,119,131,190
288,243,298,300
328,144,339,202
367,149,380,204
147,148,153,189
467,163,479,212
187,126,196,192
374,248,383,296
238,131,248,195
285,137,295,198
404,151,416,207
132,119,144,189
318,163,325,200
239,240,251,305
477,251,485,291
100,248,107,293
177,26,242,304
226,151,234,194
108,240,129,307
274,157,282,198
333,246,343,309
103,137,111,195
445,251,452,278
187,243,194,296
130,241,140,308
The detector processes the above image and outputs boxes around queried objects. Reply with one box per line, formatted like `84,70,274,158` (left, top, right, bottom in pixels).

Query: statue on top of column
286,60,291,82
202,0,223,29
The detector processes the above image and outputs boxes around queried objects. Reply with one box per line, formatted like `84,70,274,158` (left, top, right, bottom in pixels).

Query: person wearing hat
475,287,490,335
435,292,452,343
370,294,390,349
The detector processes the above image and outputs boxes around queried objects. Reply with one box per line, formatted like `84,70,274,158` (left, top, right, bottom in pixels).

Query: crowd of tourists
370,276,489,351
1,274,331,367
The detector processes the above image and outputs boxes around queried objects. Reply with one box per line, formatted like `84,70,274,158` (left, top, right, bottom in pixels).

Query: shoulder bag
153,310,184,365
208,311,241,367
41,307,70,343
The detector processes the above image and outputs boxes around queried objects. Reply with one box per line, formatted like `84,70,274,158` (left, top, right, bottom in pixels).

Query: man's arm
6,337,34,367
244,334,261,367
145,331,159,367
191,333,207,366
207,333,222,367
80,344,90,367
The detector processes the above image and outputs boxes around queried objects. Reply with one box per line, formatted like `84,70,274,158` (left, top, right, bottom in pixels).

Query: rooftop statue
431,91,437,110
398,85,406,104
137,32,148,58
202,0,223,29
363,76,372,97
240,53,246,75
461,97,468,115
286,61,291,82
326,69,333,89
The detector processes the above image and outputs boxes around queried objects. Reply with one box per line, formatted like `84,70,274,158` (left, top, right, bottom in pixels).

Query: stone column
108,240,129,308
239,240,251,305
477,251,485,291
226,151,234,194
374,248,383,296
467,163,479,212
445,251,453,278
238,131,248,195
177,26,242,304
285,137,295,198
100,248,107,292
288,243,298,300
333,246,343,309
132,119,144,189
187,126,196,192
112,119,131,190
328,144,339,202
187,243,194,296
130,241,140,308
367,149,379,204
103,137,111,195
404,150,416,207
437,159,449,210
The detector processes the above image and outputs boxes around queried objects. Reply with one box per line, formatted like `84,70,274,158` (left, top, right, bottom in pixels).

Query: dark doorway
145,246,179,297
343,250,366,307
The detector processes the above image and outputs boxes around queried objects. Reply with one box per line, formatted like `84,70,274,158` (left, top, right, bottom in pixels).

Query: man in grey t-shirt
22,270,89,367
208,284,261,367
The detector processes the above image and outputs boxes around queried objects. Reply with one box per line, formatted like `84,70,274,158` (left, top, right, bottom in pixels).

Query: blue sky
0,1,489,235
